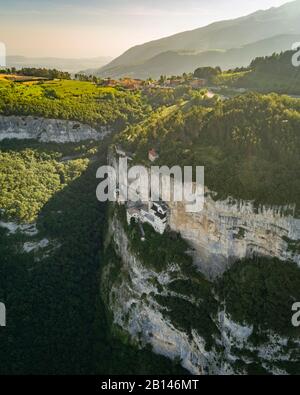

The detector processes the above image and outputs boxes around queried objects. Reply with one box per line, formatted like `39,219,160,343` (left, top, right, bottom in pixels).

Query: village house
205,90,215,99
120,78,144,90
100,78,118,87
189,78,207,89
143,80,158,89
163,78,183,88
168,78,184,87
148,149,159,162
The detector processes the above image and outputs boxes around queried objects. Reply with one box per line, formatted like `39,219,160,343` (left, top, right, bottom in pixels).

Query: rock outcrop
169,197,300,279
0,219,60,260
0,115,111,143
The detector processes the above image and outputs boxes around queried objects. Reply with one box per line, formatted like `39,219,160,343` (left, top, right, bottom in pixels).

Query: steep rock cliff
109,150,300,279
0,115,111,143
102,208,300,375
169,197,300,279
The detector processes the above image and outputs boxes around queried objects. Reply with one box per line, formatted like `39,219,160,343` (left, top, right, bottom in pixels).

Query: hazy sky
0,0,292,58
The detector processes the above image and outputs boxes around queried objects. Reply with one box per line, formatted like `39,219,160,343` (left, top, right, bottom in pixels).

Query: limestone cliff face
169,197,300,279
0,115,111,143
109,150,299,279
103,213,220,375
103,211,299,375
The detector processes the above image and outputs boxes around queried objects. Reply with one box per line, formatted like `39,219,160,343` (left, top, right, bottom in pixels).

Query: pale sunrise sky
0,0,293,58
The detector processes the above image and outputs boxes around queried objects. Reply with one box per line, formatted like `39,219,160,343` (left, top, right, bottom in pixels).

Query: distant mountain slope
97,0,300,78
97,34,299,79
7,55,112,73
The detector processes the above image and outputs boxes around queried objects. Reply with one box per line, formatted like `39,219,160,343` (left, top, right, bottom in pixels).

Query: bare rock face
0,115,111,143
103,214,219,375
169,196,300,279
0,220,60,260
104,213,299,375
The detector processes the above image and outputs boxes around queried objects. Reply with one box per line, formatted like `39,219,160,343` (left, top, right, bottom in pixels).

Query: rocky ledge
0,115,111,143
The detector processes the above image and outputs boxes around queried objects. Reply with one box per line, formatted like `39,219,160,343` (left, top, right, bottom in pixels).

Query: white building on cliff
126,201,168,235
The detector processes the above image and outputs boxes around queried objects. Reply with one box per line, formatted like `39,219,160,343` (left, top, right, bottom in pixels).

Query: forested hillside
217,50,300,94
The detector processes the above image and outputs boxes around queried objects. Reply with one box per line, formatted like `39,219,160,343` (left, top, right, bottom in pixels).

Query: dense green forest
0,67,71,80
0,149,89,222
117,92,300,213
0,152,103,374
218,257,300,337
216,50,300,94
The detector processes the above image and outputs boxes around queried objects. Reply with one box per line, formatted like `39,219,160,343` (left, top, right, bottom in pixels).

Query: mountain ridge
97,34,300,79
96,0,300,78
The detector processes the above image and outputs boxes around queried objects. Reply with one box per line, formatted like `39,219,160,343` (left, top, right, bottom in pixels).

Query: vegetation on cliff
218,257,300,338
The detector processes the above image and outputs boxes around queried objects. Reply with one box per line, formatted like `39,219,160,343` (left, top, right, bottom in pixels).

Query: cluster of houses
100,76,207,91
101,78,144,90
162,77,206,89
114,145,169,238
